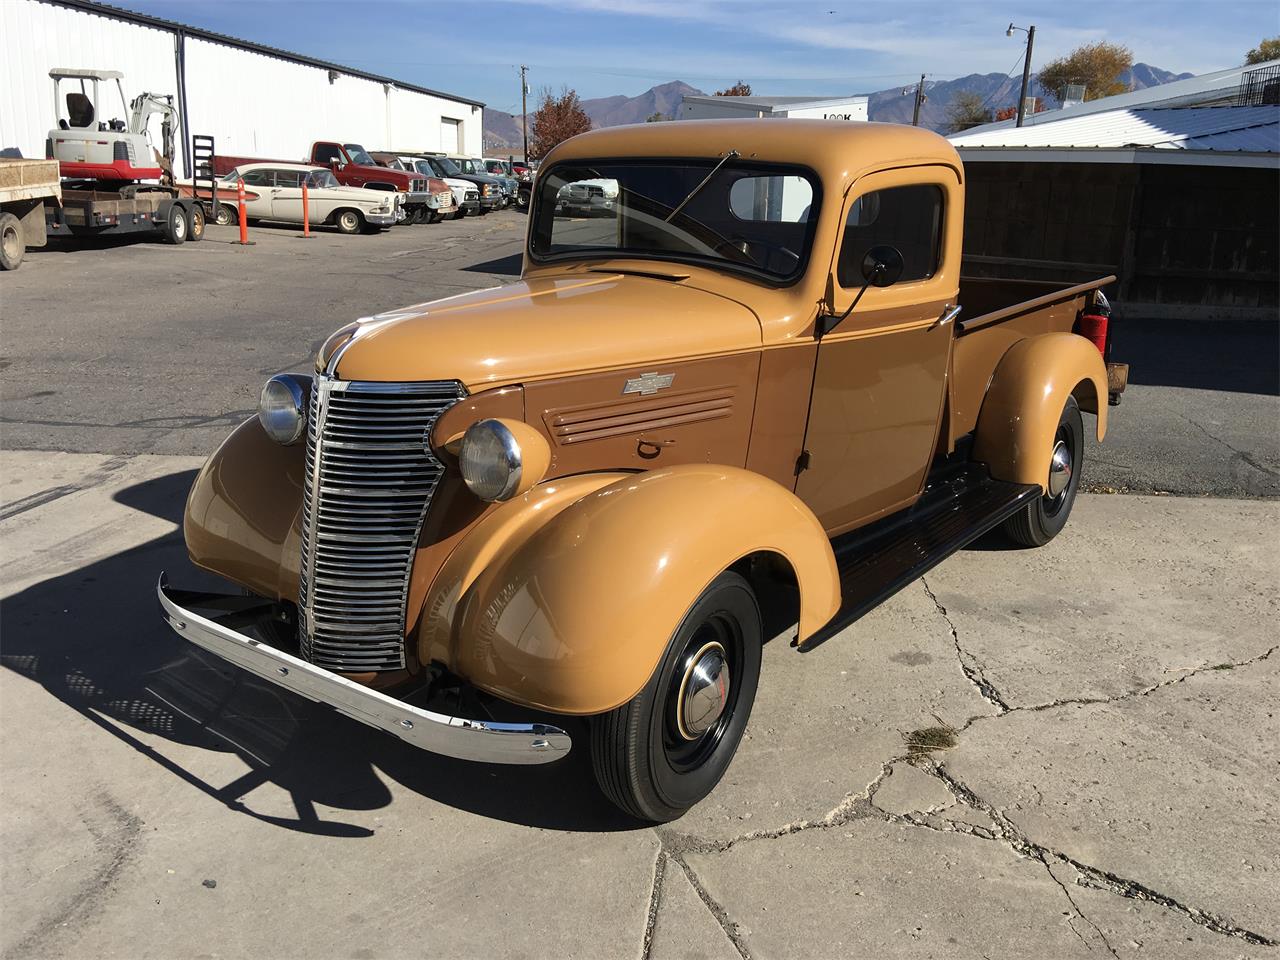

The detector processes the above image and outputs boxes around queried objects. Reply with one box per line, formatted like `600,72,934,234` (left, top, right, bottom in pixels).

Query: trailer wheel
334,209,363,235
187,204,206,242
590,570,762,822
162,204,187,244
0,212,24,270
214,203,237,226
1002,395,1084,547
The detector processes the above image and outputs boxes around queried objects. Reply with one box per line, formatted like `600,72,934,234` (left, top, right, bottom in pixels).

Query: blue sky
124,0,1279,112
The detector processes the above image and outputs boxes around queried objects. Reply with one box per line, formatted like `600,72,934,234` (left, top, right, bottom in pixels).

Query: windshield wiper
665,149,739,223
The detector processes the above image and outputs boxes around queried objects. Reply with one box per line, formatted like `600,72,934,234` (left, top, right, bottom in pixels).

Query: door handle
932,304,962,330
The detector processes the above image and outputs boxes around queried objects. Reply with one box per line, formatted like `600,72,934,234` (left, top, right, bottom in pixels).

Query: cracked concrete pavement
2,453,1275,959
2,223,1279,958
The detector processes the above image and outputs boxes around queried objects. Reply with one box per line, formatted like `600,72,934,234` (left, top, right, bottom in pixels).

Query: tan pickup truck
160,120,1125,821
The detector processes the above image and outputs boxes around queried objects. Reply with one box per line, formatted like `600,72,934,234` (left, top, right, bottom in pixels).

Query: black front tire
1003,394,1084,547
334,209,363,235
590,570,762,822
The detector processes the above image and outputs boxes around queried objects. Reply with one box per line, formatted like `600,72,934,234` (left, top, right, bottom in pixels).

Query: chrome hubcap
676,641,730,740
1047,439,1072,499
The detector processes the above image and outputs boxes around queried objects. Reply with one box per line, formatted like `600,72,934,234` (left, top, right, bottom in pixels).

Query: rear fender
972,332,1107,491
421,465,840,715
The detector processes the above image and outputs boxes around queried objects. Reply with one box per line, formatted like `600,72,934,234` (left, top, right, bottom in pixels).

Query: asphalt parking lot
2,216,1278,959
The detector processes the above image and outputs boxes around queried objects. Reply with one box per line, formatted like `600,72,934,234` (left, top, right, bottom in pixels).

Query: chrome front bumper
157,575,571,764
367,211,398,226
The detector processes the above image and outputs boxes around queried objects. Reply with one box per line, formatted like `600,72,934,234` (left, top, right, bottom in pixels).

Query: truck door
795,165,962,535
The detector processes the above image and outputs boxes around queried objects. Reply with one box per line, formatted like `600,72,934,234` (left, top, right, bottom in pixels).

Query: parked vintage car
211,163,400,233
215,142,446,223
415,154,503,213
160,120,1126,822
370,152,478,219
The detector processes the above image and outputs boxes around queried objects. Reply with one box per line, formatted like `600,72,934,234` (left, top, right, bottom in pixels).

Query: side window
837,184,943,287
313,143,342,165
274,169,301,188
729,175,813,223
241,169,271,186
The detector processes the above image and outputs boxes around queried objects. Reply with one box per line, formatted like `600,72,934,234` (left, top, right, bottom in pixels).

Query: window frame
828,164,962,319
836,181,945,289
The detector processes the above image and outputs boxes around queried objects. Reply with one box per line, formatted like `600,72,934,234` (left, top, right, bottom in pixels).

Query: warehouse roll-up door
441,118,462,153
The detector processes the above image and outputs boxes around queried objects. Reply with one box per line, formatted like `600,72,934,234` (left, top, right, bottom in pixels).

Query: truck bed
0,158,61,203
949,275,1115,445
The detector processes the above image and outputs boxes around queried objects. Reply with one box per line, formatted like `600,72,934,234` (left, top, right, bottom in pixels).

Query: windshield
304,169,339,189
343,143,375,165
427,156,460,177
529,159,820,282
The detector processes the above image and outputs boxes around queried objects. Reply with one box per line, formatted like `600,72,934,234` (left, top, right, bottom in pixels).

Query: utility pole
1007,23,1037,127
912,74,926,126
519,65,529,164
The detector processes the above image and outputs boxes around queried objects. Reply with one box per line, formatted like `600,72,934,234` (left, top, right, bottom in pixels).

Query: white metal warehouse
0,0,485,178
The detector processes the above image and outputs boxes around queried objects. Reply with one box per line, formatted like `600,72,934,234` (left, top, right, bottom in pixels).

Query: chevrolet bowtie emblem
623,372,675,396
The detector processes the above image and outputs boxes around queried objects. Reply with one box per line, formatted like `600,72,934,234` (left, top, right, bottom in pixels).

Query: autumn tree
945,92,993,133
1037,41,1134,103
1245,37,1280,64
994,100,1048,121
715,81,752,96
646,112,670,122
529,87,592,160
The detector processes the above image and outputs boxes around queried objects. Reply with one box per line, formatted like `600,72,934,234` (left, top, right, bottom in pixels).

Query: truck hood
331,273,762,389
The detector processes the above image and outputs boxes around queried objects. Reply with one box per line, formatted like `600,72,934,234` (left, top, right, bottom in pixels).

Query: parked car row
201,140,529,235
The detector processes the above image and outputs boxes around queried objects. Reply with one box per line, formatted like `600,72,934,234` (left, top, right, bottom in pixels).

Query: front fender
423,465,840,716
972,332,1107,492
184,417,305,602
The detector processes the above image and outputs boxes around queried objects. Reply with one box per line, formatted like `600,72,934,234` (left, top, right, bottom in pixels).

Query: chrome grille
299,377,465,672
412,177,430,193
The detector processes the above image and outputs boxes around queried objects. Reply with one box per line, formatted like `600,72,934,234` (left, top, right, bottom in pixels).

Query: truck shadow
0,470,636,838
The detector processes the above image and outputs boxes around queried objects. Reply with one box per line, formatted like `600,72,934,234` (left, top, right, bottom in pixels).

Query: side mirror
861,244,904,287
818,244,907,338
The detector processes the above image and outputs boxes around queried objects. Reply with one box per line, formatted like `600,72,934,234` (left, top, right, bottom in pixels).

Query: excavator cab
47,68,169,183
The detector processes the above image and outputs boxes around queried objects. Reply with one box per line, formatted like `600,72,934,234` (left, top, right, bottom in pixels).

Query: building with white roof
678,94,868,123
948,63,1279,321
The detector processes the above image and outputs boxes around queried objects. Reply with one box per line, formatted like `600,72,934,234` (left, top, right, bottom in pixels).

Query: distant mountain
481,64,1192,146
582,81,703,127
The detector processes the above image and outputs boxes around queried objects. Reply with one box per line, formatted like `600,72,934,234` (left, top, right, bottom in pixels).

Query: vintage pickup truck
160,120,1125,822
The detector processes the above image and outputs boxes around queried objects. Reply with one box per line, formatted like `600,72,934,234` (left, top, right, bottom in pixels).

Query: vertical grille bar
298,377,465,672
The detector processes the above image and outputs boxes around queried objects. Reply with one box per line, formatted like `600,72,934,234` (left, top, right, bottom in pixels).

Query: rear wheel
0,212,24,270
335,209,363,235
162,203,187,244
1003,394,1084,547
187,203,206,242
214,203,237,226
590,571,762,822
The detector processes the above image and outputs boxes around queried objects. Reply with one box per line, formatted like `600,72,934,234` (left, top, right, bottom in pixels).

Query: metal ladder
190,134,217,215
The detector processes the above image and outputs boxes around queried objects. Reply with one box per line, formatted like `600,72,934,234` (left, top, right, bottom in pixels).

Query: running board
799,466,1040,651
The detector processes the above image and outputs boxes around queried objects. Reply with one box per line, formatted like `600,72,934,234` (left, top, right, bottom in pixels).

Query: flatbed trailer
44,184,204,245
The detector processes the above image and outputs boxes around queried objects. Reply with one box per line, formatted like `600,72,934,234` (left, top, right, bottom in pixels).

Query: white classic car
211,163,401,233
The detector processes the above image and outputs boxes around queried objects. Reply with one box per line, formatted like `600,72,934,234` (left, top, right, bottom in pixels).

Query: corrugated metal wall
1,0,483,175
1,0,179,163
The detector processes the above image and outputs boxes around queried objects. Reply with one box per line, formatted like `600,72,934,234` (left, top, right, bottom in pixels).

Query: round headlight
258,374,310,445
459,419,522,501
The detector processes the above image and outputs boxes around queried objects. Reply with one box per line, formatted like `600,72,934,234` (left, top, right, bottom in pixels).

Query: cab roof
543,118,963,187
50,68,124,80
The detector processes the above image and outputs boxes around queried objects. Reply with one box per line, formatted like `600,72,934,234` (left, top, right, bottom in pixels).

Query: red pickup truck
214,141,451,223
